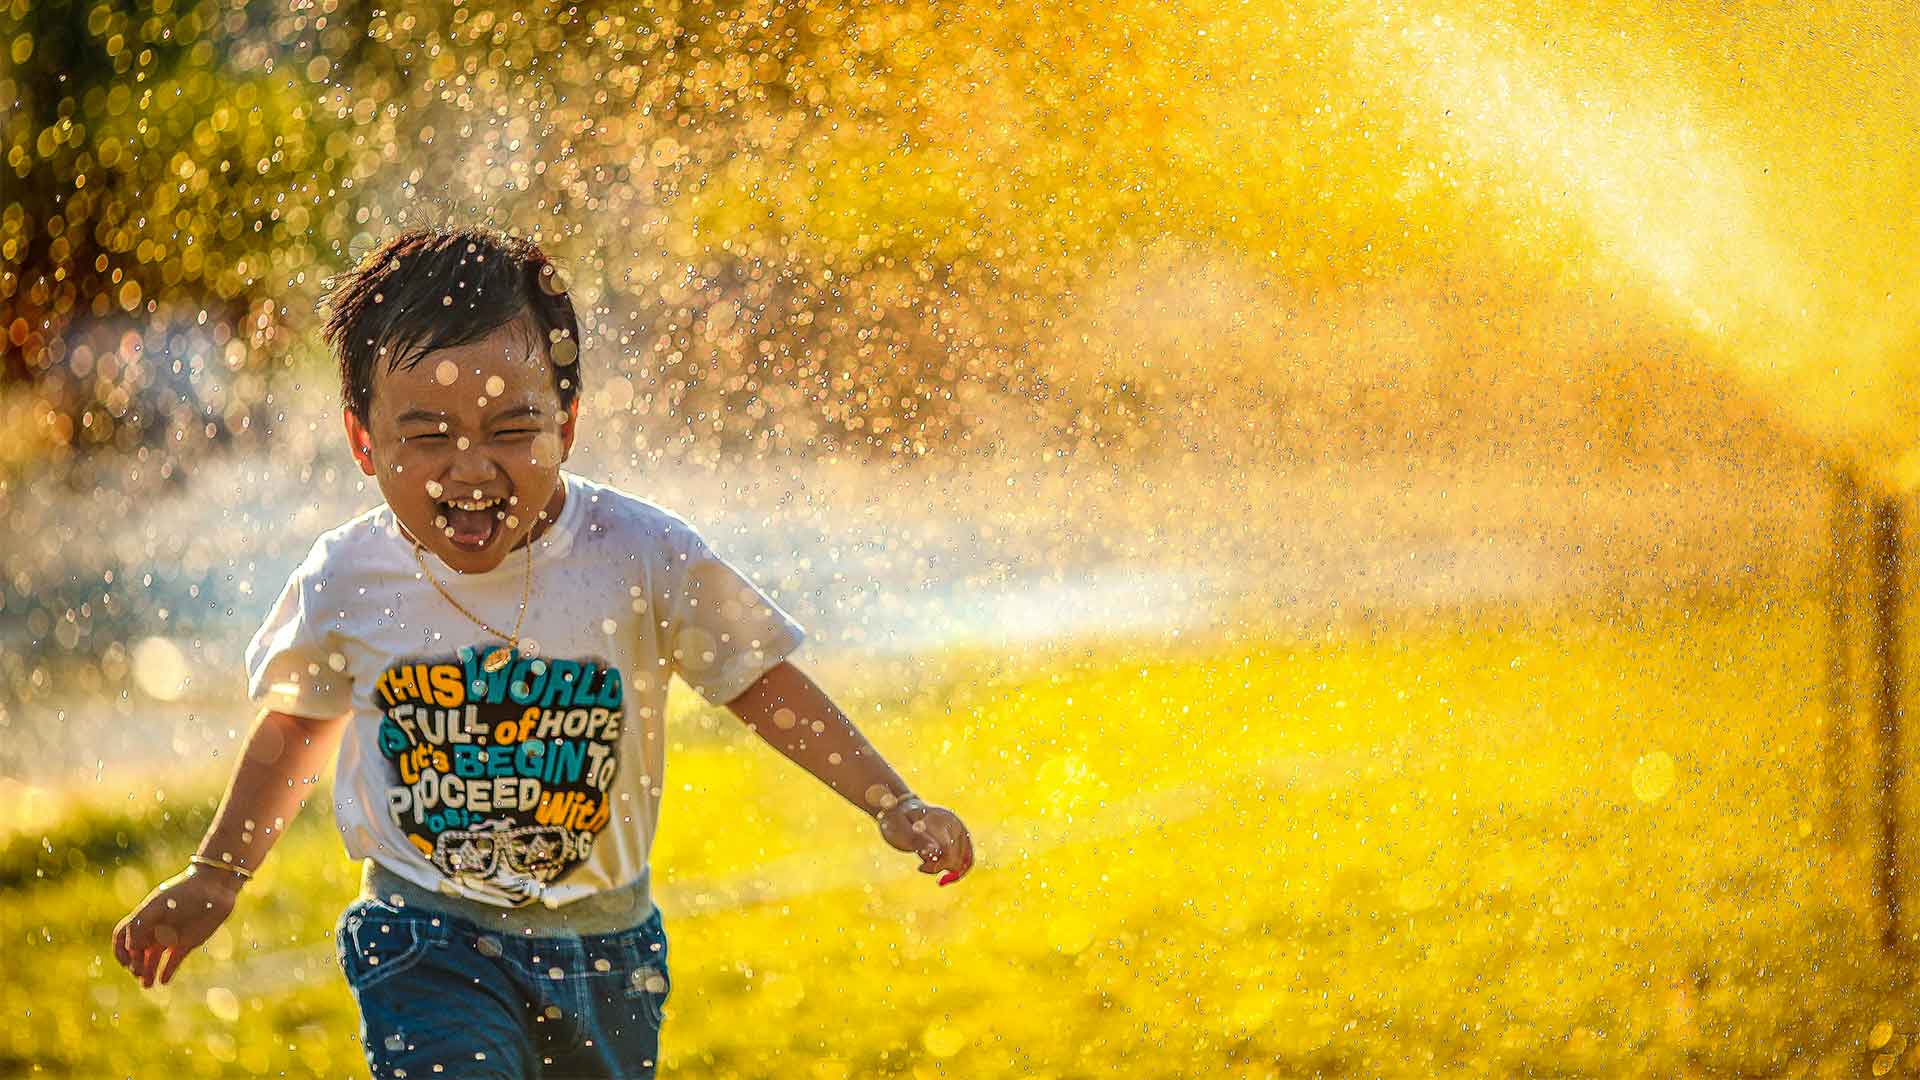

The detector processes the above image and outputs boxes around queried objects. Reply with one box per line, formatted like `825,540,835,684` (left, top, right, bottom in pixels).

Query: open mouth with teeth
433,494,507,551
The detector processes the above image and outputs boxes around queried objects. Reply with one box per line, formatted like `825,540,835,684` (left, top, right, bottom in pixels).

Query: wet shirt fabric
244,470,807,923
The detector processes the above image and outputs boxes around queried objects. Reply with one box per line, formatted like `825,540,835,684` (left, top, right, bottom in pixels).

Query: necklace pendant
482,646,513,673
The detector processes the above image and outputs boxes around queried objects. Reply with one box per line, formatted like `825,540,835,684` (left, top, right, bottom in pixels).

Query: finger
158,944,189,985
933,827,971,885
145,943,170,989
935,838,967,885
122,928,149,980
940,831,975,886
112,924,129,970
124,931,144,979
139,945,160,989
933,819,965,856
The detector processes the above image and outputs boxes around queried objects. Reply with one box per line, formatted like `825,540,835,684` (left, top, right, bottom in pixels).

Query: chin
392,506,499,569
437,532,516,571
441,547,507,573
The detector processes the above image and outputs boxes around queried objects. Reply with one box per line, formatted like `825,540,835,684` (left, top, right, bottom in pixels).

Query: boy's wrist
874,792,925,820
187,853,255,891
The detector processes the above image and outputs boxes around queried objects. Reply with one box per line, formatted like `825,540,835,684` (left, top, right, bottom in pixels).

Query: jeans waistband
359,857,658,937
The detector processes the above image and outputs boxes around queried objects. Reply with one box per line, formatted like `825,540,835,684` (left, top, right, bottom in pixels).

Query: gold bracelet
189,854,255,882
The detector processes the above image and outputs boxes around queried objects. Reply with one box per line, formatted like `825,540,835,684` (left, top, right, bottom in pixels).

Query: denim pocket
337,898,445,993
612,919,671,1027
621,951,671,1028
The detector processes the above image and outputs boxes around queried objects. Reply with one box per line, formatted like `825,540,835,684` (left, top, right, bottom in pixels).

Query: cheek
529,433,562,465
390,444,446,482
377,454,437,497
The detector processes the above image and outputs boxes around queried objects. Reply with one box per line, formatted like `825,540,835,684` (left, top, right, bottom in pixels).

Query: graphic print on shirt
374,644,624,905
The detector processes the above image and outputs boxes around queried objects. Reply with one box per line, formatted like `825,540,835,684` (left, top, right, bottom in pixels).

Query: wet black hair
317,225,582,427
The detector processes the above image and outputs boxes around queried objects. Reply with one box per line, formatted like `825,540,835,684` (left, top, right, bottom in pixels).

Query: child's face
344,317,578,575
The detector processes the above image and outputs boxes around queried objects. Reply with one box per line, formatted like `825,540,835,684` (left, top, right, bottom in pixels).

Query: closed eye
496,429,538,437
404,433,447,443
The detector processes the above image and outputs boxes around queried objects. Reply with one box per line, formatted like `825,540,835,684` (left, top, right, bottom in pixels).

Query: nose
444,442,502,488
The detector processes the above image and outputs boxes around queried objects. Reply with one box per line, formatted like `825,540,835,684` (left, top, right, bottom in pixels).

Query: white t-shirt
243,470,806,910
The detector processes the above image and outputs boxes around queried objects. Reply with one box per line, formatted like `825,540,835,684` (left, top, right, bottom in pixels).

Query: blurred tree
4,0,1843,472
2,0,382,463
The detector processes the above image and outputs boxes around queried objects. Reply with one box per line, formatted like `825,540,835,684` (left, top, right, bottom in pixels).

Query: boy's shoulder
285,501,405,585
562,471,706,547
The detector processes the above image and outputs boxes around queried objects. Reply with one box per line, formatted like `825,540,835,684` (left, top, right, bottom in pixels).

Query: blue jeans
334,895,672,1079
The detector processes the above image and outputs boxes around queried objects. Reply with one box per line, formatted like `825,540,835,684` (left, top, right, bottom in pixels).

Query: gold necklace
398,519,533,673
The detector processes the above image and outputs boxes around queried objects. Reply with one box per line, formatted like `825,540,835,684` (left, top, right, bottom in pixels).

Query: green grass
4,583,1913,1078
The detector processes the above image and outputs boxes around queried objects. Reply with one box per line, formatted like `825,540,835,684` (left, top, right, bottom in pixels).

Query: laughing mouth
437,494,507,549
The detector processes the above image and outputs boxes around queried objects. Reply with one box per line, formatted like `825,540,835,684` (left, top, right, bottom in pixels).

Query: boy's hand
111,865,246,989
876,796,974,886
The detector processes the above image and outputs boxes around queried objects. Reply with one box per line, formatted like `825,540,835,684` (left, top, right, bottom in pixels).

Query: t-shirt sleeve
656,513,808,707
243,539,355,721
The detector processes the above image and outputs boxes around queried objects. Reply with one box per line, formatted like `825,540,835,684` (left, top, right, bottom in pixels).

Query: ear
559,398,579,462
344,407,377,477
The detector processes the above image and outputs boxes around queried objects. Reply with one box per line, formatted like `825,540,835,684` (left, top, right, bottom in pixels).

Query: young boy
109,225,975,1079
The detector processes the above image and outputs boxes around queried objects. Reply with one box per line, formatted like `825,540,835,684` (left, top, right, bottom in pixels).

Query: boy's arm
724,660,974,884
112,706,349,988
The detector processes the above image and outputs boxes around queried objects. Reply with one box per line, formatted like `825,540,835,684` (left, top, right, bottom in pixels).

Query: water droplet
205,987,241,1023
922,1023,965,1058
1632,751,1676,802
